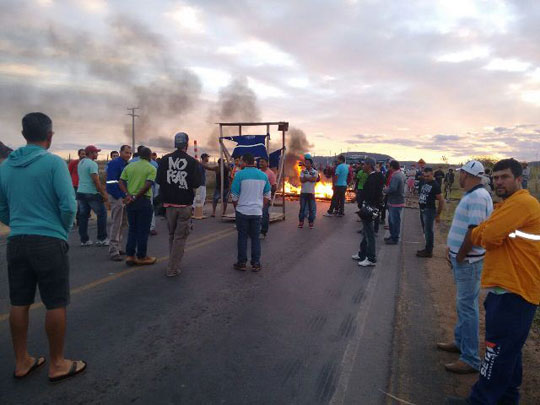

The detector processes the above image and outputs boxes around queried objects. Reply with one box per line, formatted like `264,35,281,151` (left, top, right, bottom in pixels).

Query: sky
1,0,540,163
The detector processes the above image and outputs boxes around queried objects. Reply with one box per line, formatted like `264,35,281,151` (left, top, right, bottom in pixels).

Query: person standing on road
231,153,271,272
298,154,318,229
325,155,349,217
0,112,87,382
105,145,131,261
439,160,493,375
208,158,231,217
352,158,384,267
156,132,201,277
416,167,444,258
447,158,540,405
77,145,109,247
68,148,85,227
434,166,445,187
521,162,530,189
119,147,157,266
444,168,455,200
259,157,277,238
355,162,368,209
196,153,209,216
383,160,406,245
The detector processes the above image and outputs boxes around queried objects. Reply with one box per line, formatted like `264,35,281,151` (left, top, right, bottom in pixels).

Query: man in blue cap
156,132,202,277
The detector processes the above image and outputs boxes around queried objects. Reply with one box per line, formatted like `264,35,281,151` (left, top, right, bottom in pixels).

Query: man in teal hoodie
0,113,87,382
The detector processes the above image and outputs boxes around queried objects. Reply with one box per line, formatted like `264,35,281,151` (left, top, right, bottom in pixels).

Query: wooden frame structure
218,121,288,222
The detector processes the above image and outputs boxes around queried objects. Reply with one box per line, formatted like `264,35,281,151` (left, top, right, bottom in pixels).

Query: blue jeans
299,193,316,223
469,293,537,404
235,211,261,264
261,203,270,235
387,206,402,241
125,198,153,258
359,218,376,262
451,257,483,370
77,192,107,243
420,207,436,253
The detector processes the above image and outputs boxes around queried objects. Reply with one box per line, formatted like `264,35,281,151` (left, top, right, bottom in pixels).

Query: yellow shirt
471,189,540,304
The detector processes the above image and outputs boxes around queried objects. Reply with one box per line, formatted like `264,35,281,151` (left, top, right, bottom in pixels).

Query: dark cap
174,132,189,148
85,145,101,154
201,153,209,159
364,157,376,167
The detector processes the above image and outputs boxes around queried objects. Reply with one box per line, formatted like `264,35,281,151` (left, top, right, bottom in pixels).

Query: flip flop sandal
13,356,46,379
49,360,87,384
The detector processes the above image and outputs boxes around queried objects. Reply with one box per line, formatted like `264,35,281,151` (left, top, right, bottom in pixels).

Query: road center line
0,229,236,322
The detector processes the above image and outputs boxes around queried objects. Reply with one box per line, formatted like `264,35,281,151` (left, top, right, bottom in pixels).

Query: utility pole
127,107,139,152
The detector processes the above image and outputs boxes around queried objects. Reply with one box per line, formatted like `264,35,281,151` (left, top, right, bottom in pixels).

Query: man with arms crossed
77,144,109,247
106,145,131,261
447,158,540,404
0,113,86,382
439,161,493,375
417,167,445,258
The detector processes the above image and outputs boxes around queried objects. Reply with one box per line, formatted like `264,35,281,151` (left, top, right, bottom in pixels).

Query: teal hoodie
0,144,76,241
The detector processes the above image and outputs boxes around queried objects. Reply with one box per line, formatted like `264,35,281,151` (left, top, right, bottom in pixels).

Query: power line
127,107,139,152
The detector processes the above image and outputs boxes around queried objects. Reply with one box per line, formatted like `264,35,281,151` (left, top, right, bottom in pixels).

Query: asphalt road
0,201,403,405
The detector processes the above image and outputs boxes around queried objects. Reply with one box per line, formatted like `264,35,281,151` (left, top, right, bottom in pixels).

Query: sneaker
309,222,314,229
110,254,123,262
336,213,344,217
233,262,247,271
358,258,376,267
251,263,262,272
137,256,157,265
323,212,335,217
416,249,433,258
80,240,93,247
385,239,398,245
298,222,304,228
260,233,267,240
96,239,110,247
351,253,362,260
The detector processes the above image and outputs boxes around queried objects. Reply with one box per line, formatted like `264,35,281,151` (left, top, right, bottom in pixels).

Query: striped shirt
231,167,271,216
447,185,493,263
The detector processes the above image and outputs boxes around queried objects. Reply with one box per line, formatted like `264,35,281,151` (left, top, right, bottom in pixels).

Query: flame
282,160,334,199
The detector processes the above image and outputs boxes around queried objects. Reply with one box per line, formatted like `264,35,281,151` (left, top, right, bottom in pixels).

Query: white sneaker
81,240,93,247
358,258,376,267
323,212,335,217
351,254,362,260
96,238,110,247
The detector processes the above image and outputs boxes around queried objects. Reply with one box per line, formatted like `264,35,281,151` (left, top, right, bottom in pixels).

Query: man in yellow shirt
448,158,540,404
119,147,157,266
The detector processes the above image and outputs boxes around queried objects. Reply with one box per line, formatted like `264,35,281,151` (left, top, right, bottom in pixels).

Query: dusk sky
1,0,540,163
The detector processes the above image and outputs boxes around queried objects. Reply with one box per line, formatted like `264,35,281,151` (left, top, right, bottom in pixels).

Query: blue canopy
269,149,283,169
223,135,268,160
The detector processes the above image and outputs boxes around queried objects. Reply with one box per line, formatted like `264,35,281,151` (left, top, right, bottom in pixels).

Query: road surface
0,201,404,404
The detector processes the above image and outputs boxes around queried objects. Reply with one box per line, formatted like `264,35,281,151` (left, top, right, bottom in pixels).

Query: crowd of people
0,113,538,405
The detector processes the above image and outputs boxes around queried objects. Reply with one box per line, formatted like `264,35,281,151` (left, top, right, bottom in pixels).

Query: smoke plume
284,127,313,185
205,77,261,153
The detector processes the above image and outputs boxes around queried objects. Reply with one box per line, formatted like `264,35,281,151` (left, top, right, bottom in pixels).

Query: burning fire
283,161,334,199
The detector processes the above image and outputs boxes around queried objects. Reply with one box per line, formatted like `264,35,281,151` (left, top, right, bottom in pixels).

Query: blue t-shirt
106,157,128,199
335,163,349,187
77,158,99,194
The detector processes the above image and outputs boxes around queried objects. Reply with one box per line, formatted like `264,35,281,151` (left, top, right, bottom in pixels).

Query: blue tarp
223,135,268,159
269,149,283,169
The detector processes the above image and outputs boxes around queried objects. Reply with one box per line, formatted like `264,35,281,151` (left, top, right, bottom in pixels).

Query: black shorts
7,235,70,310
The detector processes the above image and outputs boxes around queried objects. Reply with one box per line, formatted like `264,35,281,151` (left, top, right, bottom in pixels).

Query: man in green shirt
119,147,157,266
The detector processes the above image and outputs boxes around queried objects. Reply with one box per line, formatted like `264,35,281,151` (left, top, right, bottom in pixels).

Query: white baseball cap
457,160,485,177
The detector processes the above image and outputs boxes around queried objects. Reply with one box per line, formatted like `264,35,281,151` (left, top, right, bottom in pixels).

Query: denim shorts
7,235,70,309
213,187,230,203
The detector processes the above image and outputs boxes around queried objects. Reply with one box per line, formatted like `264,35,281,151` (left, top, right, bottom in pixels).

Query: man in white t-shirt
298,154,319,229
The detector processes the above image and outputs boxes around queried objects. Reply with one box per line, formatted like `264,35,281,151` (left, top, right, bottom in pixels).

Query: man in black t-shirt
417,167,444,258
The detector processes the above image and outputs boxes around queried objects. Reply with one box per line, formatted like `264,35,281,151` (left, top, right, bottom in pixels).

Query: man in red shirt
259,157,277,239
67,149,85,226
